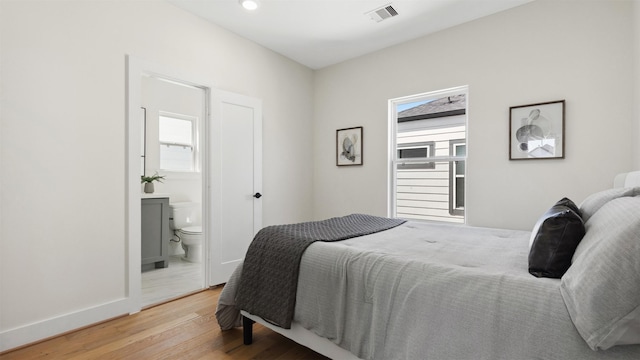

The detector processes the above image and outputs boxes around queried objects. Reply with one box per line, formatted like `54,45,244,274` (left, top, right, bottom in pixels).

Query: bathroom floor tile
141,255,204,307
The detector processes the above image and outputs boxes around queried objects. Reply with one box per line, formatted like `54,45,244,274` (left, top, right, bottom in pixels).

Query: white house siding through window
395,94,466,223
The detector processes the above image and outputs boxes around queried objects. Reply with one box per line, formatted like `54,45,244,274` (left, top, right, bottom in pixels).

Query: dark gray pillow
528,198,585,278
554,197,580,215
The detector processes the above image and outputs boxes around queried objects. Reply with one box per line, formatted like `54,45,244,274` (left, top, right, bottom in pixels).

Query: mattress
218,221,640,359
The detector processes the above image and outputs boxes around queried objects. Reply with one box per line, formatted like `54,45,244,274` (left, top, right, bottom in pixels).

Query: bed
216,172,640,360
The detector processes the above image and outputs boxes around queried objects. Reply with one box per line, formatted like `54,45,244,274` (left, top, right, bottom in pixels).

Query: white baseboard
0,297,131,353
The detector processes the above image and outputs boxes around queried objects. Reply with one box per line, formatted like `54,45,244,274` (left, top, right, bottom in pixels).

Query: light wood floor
0,287,329,360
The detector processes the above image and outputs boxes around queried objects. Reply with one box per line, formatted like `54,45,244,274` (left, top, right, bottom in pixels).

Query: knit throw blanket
235,214,406,328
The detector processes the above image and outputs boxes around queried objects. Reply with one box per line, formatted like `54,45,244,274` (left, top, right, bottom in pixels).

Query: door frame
125,55,216,313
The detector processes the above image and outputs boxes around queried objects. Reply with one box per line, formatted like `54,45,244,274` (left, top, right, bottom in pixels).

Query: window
397,142,435,169
159,114,198,172
390,86,467,223
449,140,466,216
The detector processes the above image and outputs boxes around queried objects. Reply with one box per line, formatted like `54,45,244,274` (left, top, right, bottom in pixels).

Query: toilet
169,202,202,263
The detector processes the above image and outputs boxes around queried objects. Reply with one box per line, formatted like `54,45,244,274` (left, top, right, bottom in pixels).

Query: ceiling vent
366,4,398,23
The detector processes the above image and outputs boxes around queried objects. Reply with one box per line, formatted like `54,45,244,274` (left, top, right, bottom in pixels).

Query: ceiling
168,0,534,70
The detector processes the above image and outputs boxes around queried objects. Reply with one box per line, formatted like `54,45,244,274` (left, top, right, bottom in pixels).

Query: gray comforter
235,214,405,328
217,221,640,360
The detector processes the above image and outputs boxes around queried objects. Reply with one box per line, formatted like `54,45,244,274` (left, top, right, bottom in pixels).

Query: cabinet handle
253,192,262,199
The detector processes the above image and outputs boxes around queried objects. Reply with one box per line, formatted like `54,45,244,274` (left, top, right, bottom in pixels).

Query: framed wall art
509,100,565,160
336,126,363,166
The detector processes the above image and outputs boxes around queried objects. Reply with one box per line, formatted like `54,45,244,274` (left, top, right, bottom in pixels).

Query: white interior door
208,90,262,286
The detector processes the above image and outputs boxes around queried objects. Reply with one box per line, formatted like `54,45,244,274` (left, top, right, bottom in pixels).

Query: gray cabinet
141,197,170,270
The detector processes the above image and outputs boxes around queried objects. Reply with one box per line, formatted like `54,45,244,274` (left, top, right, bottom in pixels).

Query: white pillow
578,187,640,222
560,196,640,350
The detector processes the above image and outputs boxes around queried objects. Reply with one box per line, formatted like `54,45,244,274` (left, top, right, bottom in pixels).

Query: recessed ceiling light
239,0,260,11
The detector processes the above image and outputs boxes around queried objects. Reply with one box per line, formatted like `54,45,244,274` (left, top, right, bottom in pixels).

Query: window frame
449,139,466,216
396,141,436,170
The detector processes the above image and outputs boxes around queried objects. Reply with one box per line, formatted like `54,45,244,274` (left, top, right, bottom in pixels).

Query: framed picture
509,100,565,160
336,126,363,166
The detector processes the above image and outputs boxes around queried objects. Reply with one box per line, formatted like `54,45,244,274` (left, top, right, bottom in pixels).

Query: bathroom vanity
141,195,170,270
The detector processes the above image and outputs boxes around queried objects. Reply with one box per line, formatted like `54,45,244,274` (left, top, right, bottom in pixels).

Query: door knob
253,192,262,199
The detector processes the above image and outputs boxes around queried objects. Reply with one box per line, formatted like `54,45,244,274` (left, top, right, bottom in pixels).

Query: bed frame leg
242,316,255,345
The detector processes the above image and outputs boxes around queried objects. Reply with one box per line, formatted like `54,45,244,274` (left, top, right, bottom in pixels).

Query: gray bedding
217,221,640,359
235,214,405,329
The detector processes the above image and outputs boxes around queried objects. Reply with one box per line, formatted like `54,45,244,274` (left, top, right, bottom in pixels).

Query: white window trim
397,141,434,155
397,141,436,169
449,140,466,216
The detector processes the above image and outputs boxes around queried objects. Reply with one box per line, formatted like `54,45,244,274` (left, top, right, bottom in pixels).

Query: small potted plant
141,172,165,194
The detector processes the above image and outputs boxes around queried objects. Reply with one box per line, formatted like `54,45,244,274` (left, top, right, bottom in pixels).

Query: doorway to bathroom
139,75,206,307
126,56,264,313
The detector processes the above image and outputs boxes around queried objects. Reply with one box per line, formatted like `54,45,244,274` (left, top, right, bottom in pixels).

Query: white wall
634,0,640,169
0,0,314,351
313,0,636,230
